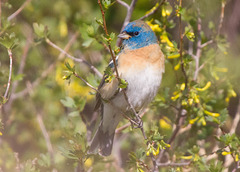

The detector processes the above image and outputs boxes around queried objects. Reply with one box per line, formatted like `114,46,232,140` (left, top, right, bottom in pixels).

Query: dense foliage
0,0,240,171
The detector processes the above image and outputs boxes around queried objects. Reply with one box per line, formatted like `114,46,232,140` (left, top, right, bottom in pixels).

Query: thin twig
36,113,54,165
0,0,2,28
73,72,99,93
7,0,32,21
200,40,213,48
140,0,166,20
157,108,187,163
116,0,130,10
45,38,103,78
217,1,225,35
156,161,191,167
115,109,148,134
178,0,188,86
229,101,240,135
3,49,13,99
11,32,80,100
193,7,202,81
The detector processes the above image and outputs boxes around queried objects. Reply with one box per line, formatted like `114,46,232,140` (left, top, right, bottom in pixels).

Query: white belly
113,65,163,112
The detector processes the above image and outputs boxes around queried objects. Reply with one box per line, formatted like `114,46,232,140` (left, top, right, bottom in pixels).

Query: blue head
118,20,158,50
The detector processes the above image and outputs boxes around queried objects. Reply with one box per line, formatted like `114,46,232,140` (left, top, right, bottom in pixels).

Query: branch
116,0,138,46
7,0,32,21
193,7,202,81
229,100,240,135
73,72,99,93
140,0,166,20
11,32,80,100
178,0,188,87
157,108,187,162
156,161,191,167
3,49,13,100
116,0,130,10
36,113,54,164
217,1,226,35
115,109,148,134
0,0,2,28
45,38,103,78
200,40,213,48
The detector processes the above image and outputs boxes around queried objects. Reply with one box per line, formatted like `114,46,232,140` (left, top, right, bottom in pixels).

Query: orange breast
118,44,165,74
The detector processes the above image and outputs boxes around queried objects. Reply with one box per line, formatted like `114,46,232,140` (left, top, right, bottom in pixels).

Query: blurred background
0,0,240,171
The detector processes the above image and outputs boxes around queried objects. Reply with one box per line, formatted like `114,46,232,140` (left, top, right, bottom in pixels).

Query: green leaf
82,38,94,47
87,25,95,37
119,78,128,89
109,32,115,41
60,97,76,108
0,33,19,49
68,111,80,117
37,153,51,167
102,0,111,9
65,62,75,72
33,23,47,38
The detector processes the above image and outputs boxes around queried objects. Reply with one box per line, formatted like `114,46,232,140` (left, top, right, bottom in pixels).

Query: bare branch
116,0,130,10
140,0,166,20
115,109,148,134
36,113,54,164
0,0,2,28
3,49,13,100
11,32,81,100
156,161,191,167
230,100,240,135
193,8,202,81
217,1,226,35
157,108,187,163
178,0,188,86
73,72,99,93
200,40,213,48
7,0,32,21
45,38,103,78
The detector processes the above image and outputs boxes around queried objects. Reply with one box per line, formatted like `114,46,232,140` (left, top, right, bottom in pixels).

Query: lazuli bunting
89,20,165,156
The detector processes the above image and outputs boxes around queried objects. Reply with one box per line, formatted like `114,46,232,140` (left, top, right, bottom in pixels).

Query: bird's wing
94,56,119,111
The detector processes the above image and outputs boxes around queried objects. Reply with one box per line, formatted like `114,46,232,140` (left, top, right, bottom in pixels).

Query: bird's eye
134,31,139,36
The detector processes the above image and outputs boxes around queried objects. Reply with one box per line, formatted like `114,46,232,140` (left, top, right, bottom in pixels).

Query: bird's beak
118,32,131,40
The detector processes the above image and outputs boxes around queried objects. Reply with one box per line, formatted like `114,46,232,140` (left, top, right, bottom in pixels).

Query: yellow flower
174,61,180,71
188,98,193,105
171,92,180,101
189,117,199,124
181,155,192,160
160,32,174,47
146,20,162,32
145,3,159,15
0,132,2,136
59,17,68,37
199,117,206,126
215,67,228,73
84,158,93,168
222,151,231,156
196,81,211,91
168,53,180,59
235,154,239,162
55,61,93,100
159,117,172,130
180,83,185,91
204,110,220,117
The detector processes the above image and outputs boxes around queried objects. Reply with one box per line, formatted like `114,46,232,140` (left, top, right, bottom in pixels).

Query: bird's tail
88,122,115,156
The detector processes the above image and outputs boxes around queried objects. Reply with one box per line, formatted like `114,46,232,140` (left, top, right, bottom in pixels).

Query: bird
88,20,165,156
